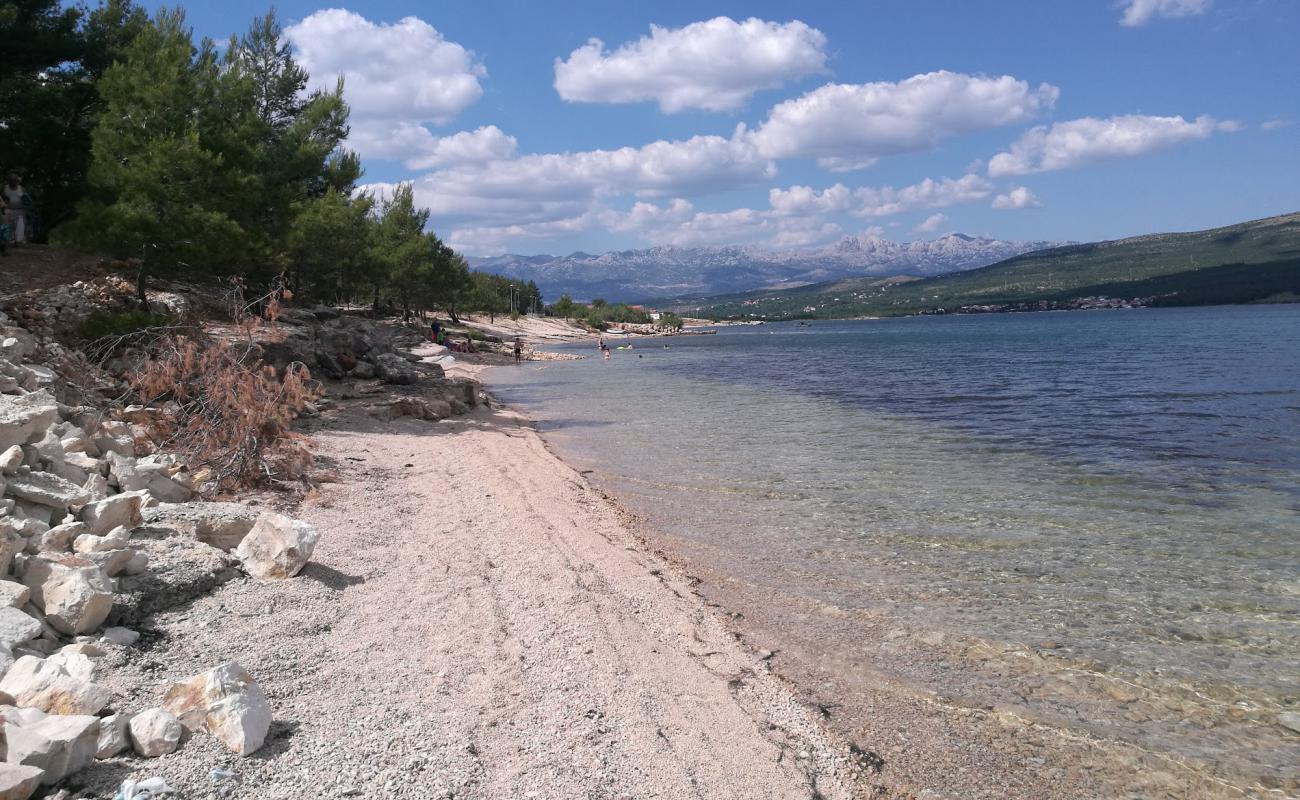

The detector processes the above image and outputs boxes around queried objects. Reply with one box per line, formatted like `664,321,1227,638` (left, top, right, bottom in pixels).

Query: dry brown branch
129,332,320,494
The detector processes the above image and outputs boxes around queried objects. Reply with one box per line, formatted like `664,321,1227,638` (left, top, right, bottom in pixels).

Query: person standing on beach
2,173,29,246
513,336,523,364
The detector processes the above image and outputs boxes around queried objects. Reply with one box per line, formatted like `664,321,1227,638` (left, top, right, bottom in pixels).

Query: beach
75,390,866,798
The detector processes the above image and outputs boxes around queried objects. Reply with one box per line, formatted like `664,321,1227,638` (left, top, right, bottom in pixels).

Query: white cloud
914,213,948,233
1262,119,1294,131
443,171,996,254
1120,0,1211,27
992,186,1040,209
553,17,828,112
405,126,519,170
769,174,994,217
988,114,1221,176
286,10,485,161
746,71,1059,171
367,132,775,232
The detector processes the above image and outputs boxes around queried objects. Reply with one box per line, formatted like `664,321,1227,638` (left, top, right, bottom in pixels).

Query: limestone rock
30,522,83,554
162,662,271,755
45,649,96,683
2,472,90,512
88,422,134,459
85,549,134,577
123,550,149,575
78,491,144,535
0,582,30,609
0,763,43,799
0,393,59,451
0,447,23,475
235,512,319,579
72,527,129,554
0,655,110,715
128,708,182,757
100,627,139,646
95,712,132,759
142,502,258,551
21,557,113,635
0,528,23,574
0,608,41,648
5,712,101,784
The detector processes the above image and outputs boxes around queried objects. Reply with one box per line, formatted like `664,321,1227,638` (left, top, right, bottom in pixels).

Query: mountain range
670,212,1300,319
468,233,1063,303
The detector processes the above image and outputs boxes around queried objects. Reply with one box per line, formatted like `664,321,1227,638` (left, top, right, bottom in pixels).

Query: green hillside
674,212,1300,319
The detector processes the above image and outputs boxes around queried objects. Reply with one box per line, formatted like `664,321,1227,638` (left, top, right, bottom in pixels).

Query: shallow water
489,306,1300,792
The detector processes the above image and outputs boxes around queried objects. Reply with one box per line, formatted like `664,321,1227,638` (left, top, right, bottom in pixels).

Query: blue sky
153,0,1297,255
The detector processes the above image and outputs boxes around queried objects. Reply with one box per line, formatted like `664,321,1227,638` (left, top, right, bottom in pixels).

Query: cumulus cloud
769,174,994,217
913,213,948,233
405,126,519,170
366,132,775,233
1262,119,1293,131
988,114,1222,176
746,71,1059,171
1120,0,1211,27
286,10,485,160
554,17,828,112
444,171,996,254
992,186,1040,209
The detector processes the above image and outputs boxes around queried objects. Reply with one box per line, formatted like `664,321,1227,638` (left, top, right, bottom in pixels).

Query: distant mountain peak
469,233,1064,303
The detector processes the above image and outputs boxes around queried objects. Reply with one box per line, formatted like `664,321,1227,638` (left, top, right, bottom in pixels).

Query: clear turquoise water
489,305,1300,788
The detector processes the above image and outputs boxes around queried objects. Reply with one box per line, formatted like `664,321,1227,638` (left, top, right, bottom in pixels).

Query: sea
488,305,1300,794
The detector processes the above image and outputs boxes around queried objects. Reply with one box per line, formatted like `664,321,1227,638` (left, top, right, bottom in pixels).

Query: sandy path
80,403,863,798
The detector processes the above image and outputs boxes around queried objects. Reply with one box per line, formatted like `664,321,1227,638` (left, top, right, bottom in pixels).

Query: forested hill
673,212,1300,319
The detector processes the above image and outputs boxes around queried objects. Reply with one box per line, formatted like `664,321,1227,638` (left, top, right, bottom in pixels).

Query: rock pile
0,310,312,797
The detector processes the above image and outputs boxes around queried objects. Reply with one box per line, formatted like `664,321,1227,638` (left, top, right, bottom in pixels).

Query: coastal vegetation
2,1,537,321
676,212,1300,319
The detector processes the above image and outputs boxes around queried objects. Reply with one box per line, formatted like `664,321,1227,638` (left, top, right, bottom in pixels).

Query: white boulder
0,763,43,799
0,608,41,648
4,711,101,785
235,512,319,579
2,472,90,512
128,708,182,757
0,393,59,452
0,581,30,609
0,655,110,715
0,446,23,475
78,491,144,535
21,556,113,635
162,662,271,755
95,712,133,759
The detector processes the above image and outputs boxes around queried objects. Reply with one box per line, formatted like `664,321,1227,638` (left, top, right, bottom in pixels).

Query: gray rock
0,606,42,647
374,353,421,385
3,471,90,511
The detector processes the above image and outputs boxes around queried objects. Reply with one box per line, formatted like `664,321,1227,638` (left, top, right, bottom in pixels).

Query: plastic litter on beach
114,777,176,800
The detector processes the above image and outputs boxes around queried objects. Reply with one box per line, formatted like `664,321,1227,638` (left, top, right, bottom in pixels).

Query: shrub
79,310,174,342
466,328,487,341
129,334,320,493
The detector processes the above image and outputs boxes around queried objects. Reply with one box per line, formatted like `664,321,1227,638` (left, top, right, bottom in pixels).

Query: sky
149,0,1298,256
